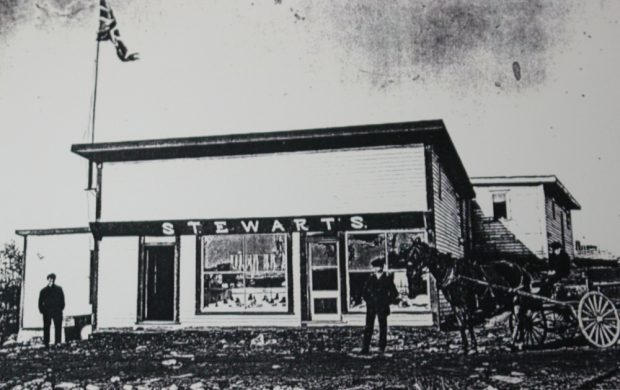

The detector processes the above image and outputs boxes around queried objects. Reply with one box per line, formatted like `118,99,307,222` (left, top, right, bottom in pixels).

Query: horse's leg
467,315,478,354
454,308,468,355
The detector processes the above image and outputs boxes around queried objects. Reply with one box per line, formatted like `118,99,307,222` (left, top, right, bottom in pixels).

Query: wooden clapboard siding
97,237,139,328
544,196,575,258
429,149,467,325
101,145,427,222
431,150,464,258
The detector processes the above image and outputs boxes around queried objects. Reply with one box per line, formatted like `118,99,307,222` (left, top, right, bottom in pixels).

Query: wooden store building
20,120,476,333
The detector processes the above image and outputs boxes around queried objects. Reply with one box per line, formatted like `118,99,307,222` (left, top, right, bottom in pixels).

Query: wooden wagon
458,273,620,349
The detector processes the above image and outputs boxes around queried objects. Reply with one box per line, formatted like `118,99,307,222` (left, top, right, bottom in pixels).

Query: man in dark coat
544,242,571,295
38,273,65,346
361,258,399,354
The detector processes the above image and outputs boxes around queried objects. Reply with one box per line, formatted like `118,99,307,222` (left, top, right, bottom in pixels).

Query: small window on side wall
492,192,507,220
566,212,572,229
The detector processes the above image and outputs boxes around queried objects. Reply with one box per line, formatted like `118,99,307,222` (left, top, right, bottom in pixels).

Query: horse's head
404,237,434,277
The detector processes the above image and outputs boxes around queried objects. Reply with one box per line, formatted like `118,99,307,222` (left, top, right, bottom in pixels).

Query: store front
72,120,474,330
90,211,434,327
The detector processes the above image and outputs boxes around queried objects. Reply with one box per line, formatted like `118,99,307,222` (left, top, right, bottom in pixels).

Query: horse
405,239,534,355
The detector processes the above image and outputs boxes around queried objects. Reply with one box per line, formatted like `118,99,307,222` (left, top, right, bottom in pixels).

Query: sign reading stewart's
89,212,427,238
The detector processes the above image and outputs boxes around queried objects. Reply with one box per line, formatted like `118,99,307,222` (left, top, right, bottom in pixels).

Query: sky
0,0,619,255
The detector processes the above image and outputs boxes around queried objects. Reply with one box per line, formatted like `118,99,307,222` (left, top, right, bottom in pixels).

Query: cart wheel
511,309,547,347
578,291,620,348
547,310,578,341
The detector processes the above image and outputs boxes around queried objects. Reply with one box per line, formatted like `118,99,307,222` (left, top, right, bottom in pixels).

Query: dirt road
1,327,619,389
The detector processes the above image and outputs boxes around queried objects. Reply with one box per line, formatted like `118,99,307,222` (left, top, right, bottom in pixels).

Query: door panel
144,245,175,321
308,240,340,320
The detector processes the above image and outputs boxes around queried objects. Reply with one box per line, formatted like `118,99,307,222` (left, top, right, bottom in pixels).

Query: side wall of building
474,185,548,259
544,195,575,258
431,150,464,258
20,234,92,331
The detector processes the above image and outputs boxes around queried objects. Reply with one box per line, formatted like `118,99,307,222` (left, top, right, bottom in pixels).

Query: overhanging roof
471,175,581,210
15,227,91,237
71,120,475,198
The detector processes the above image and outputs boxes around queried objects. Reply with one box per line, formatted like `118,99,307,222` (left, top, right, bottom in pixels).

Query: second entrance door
308,239,341,321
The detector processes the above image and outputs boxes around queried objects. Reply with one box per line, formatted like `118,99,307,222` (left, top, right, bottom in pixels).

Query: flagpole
88,39,101,190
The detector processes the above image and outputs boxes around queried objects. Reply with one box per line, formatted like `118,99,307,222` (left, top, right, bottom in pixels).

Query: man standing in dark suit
38,273,65,347
361,258,399,354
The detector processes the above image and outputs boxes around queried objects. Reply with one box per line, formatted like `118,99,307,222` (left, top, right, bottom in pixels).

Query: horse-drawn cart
459,275,620,349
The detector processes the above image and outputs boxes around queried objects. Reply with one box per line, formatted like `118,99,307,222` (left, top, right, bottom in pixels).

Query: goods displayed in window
201,234,287,312
347,231,430,313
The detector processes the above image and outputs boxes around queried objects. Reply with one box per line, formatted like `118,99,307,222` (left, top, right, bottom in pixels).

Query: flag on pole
97,0,139,62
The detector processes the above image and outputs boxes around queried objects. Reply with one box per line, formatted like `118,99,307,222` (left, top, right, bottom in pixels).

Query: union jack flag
97,0,139,62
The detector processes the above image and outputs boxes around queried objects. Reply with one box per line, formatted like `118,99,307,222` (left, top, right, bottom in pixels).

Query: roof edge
71,119,445,159
15,227,91,237
471,175,580,210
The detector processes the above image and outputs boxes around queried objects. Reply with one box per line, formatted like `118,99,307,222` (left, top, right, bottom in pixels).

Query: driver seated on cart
541,242,572,296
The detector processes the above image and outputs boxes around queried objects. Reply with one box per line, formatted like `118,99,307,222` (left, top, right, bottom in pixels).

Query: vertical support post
92,238,99,331
194,235,201,315
174,235,181,324
95,162,103,221
299,232,309,322
286,234,294,314
338,231,347,315
18,235,28,330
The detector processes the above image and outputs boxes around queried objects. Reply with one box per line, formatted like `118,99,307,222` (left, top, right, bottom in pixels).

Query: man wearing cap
361,257,399,354
38,273,65,347
544,242,571,295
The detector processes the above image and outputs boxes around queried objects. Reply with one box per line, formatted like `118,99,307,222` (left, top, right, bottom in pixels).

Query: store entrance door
142,244,175,321
308,239,341,321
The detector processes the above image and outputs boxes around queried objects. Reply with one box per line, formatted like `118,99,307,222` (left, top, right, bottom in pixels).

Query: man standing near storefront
361,258,398,354
38,273,65,347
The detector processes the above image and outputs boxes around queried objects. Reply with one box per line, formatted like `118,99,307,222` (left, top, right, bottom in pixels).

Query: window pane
386,232,425,269
493,201,507,220
492,192,506,202
347,233,385,271
243,272,287,312
203,236,243,271
314,298,338,314
245,235,287,272
312,269,338,290
202,234,288,313
390,270,430,312
203,272,245,311
309,242,337,267
348,271,371,311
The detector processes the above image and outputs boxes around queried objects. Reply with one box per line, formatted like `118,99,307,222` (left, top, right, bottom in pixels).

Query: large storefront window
201,234,288,313
346,231,430,313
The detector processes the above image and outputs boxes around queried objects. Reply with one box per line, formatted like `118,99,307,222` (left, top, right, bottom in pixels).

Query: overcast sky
1,0,619,255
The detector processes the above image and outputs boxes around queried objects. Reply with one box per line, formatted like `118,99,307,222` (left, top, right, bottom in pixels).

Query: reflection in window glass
347,233,383,310
347,231,430,313
202,234,287,313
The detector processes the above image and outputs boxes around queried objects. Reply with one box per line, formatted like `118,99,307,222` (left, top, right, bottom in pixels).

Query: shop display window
201,234,288,313
346,231,430,313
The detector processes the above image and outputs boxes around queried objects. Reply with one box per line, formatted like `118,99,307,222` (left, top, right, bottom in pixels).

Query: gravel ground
1,325,619,389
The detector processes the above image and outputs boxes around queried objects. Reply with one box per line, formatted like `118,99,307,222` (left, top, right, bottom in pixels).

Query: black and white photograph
1,1,620,388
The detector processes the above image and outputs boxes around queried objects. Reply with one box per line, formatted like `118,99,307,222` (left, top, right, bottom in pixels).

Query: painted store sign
89,212,428,238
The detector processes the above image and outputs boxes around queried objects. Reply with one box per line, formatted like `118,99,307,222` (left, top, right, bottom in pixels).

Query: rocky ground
1,325,619,389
